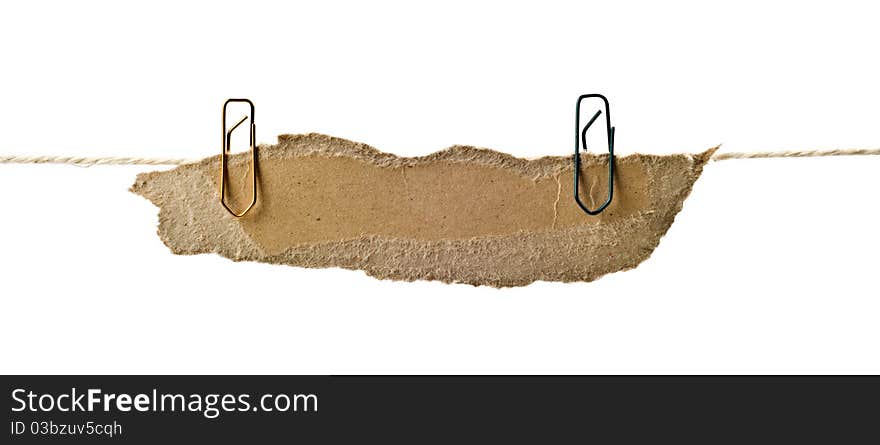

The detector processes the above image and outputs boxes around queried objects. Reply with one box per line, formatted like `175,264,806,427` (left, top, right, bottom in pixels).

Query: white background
1,1,878,374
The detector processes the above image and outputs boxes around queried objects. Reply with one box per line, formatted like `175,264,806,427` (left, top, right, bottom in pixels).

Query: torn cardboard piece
132,133,715,287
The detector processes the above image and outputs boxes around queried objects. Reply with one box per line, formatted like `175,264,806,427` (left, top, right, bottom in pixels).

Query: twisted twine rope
1,148,880,167
0,155,195,166
710,148,880,161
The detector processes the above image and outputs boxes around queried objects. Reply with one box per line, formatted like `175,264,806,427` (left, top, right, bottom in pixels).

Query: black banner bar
3,376,879,443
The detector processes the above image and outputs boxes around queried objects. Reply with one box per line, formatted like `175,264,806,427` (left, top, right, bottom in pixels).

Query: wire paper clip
220,98,257,217
574,93,615,215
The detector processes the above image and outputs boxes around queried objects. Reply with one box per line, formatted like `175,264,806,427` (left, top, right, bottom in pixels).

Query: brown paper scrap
132,133,715,287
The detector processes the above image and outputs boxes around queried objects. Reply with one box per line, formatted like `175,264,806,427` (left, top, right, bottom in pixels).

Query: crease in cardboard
131,133,716,287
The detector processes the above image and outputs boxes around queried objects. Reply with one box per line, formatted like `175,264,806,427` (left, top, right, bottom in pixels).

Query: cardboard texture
132,134,715,287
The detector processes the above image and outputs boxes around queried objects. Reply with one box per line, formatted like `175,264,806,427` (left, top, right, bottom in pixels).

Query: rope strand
2,148,880,167
711,148,880,161
0,155,194,166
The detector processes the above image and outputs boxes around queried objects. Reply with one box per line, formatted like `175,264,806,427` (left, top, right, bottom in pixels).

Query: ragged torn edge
132,133,717,287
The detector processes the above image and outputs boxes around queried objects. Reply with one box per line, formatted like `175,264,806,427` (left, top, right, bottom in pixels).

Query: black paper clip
574,93,615,215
